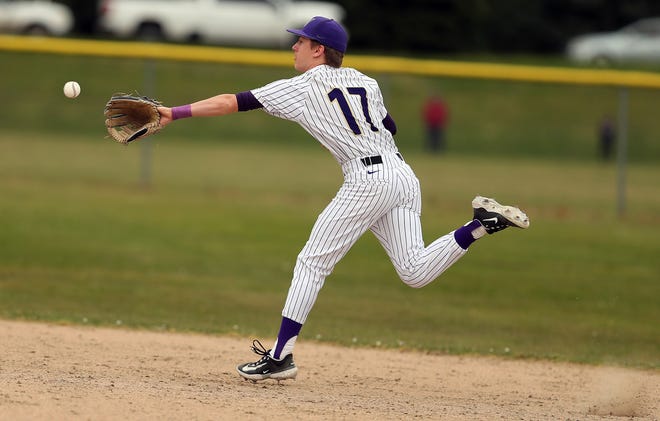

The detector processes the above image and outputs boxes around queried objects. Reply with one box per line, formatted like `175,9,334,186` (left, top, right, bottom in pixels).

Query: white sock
471,224,487,239
270,336,298,361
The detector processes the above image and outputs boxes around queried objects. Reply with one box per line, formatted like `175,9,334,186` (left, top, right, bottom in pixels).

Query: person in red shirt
423,95,449,153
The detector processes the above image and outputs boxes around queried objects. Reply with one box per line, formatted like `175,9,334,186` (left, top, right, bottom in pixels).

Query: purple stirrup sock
171,104,192,120
273,317,302,360
453,219,484,250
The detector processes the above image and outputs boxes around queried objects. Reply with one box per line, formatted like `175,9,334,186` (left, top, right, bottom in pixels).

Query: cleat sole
472,196,530,229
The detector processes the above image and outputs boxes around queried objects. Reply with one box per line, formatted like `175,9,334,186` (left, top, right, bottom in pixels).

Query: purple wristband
171,104,192,120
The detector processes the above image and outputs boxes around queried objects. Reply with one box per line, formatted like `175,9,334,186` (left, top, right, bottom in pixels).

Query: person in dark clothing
598,115,616,160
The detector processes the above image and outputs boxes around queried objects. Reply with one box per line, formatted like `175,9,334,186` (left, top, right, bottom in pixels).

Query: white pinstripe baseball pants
282,153,467,324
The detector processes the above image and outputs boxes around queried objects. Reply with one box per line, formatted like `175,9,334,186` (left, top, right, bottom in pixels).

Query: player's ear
313,44,325,58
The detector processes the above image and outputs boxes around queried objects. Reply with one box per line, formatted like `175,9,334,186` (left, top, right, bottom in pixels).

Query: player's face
292,37,323,72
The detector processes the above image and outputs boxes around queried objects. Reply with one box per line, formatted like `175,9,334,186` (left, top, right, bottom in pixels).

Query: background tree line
59,0,660,54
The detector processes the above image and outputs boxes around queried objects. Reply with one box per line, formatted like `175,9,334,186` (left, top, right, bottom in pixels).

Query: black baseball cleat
236,339,298,382
472,196,530,234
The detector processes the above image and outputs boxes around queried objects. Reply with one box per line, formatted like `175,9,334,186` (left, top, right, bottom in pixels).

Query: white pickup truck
98,0,346,48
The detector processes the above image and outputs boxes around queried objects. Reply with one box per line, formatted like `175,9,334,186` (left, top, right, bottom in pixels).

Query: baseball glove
104,94,162,144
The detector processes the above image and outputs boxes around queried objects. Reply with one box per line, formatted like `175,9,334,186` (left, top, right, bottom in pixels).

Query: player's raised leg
372,195,529,288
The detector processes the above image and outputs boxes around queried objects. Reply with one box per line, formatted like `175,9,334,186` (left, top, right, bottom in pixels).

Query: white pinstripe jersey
249,65,469,328
251,65,400,163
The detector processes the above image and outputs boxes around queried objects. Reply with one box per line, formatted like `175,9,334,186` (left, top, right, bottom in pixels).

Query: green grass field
1,50,659,369
1,132,658,369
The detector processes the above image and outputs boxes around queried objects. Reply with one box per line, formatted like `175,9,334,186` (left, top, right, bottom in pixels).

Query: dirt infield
1,320,658,420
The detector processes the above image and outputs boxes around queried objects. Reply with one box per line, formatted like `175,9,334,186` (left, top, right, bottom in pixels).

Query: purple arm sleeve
171,104,192,120
235,91,263,112
383,113,397,135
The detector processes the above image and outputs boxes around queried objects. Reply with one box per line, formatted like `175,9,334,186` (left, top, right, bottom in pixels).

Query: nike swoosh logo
248,362,267,371
367,170,380,174
483,217,499,223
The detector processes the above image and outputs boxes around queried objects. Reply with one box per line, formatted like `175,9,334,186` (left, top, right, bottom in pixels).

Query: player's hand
157,107,173,127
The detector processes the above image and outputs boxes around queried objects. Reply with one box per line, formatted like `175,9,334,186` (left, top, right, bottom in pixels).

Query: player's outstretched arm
158,94,239,127
190,94,239,116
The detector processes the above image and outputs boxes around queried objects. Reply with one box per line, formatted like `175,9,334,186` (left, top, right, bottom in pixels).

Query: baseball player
157,16,529,382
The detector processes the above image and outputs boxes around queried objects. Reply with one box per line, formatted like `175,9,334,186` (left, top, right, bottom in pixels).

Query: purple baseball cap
287,16,348,53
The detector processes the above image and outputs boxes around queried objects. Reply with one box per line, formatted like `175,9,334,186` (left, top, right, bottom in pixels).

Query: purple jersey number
328,87,379,135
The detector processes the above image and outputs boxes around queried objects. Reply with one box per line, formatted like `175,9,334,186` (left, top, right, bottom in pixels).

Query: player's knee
398,272,427,288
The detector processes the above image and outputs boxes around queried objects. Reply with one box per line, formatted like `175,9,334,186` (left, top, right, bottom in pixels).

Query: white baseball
63,81,81,98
